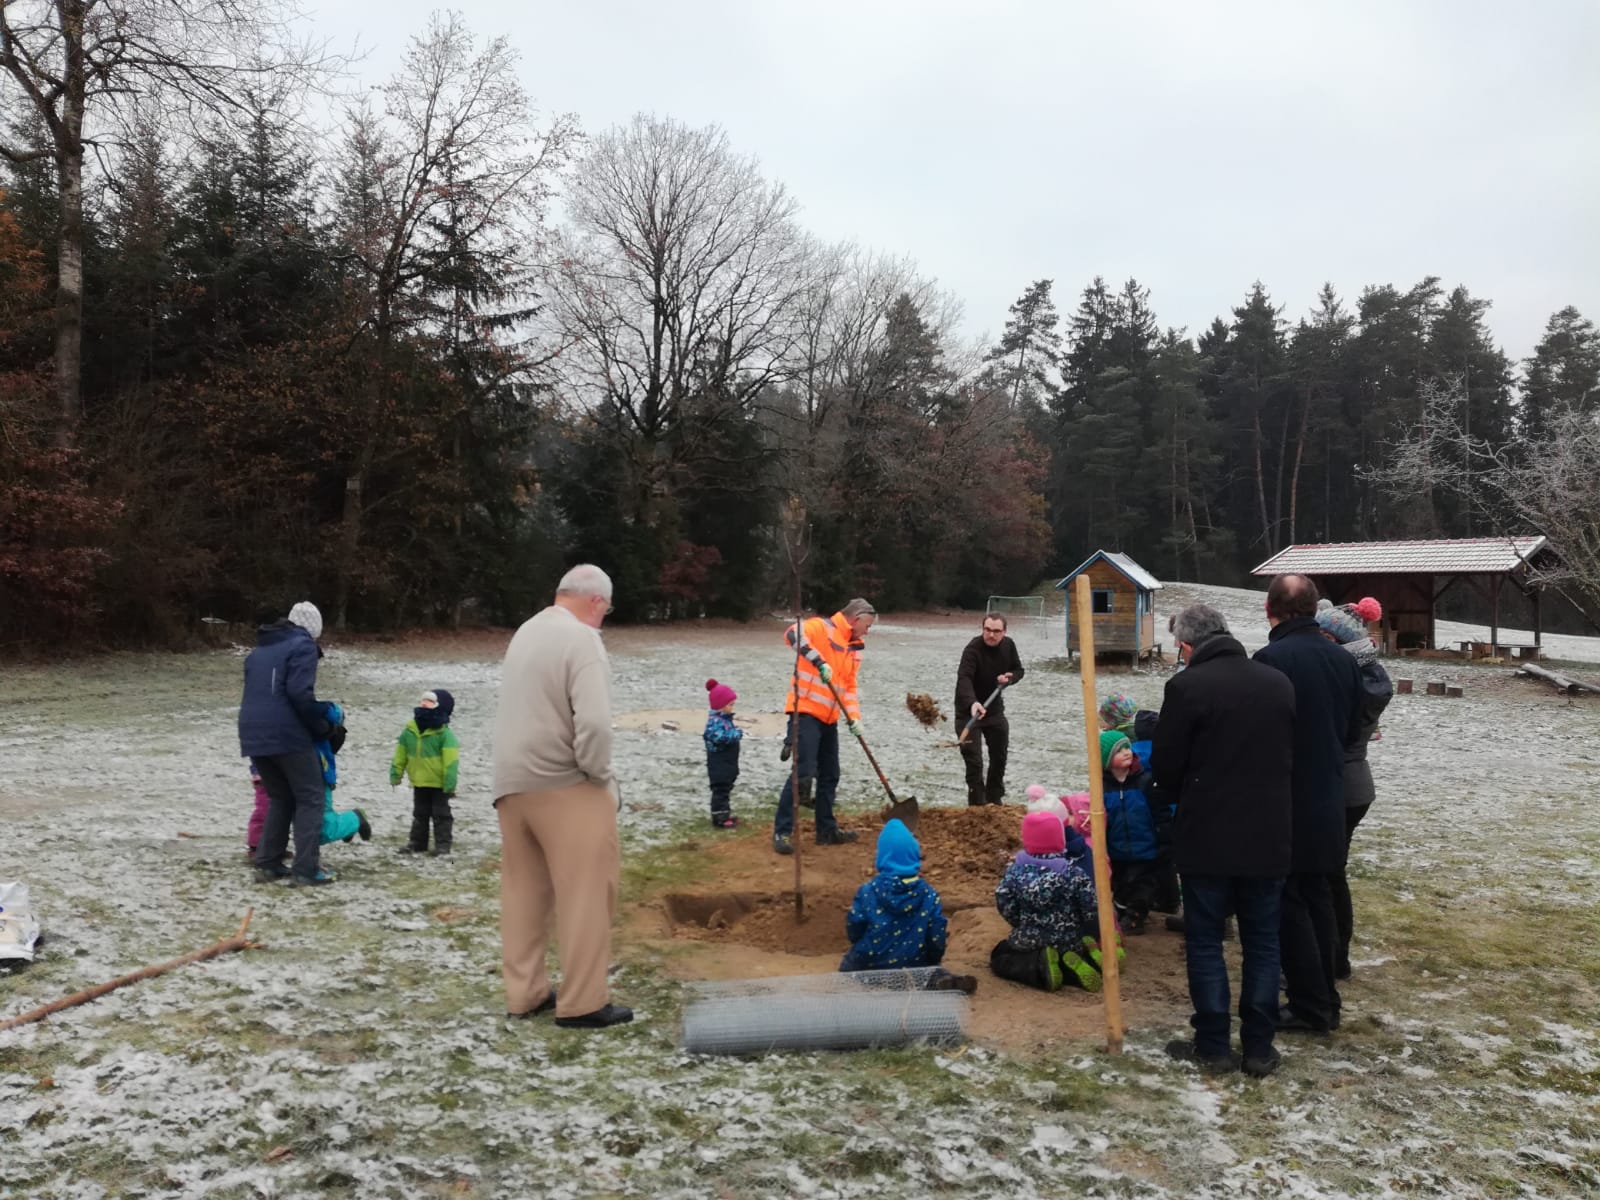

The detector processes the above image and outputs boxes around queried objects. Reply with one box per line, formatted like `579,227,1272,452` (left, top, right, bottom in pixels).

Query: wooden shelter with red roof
1251,536,1553,657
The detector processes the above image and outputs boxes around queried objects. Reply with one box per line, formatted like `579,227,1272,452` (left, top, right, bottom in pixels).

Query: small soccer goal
985,595,1048,641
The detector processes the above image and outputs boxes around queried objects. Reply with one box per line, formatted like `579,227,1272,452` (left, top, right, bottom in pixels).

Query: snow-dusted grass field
3,582,1599,1198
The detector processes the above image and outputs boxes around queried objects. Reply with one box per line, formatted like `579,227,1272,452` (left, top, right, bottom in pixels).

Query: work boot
815,827,858,846
772,834,794,856
290,870,337,887
1242,1047,1282,1078
253,864,290,884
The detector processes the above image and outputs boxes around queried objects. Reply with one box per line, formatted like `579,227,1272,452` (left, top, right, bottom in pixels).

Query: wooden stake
1074,575,1124,1055
1,909,260,1032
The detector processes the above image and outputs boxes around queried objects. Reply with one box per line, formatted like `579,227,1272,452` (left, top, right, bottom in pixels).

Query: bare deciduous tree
0,0,337,442
1370,378,1600,629
328,12,576,627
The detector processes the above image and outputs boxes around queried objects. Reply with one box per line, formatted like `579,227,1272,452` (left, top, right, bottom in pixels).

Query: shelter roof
1251,536,1547,577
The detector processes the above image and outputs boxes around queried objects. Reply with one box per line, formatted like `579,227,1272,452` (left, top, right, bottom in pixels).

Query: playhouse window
1091,589,1114,614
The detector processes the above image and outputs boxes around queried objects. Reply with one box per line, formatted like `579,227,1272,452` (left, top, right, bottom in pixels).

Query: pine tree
1520,306,1600,439
984,279,1061,413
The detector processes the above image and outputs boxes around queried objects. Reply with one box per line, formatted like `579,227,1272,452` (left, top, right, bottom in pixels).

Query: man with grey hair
492,564,632,1029
1153,602,1295,1077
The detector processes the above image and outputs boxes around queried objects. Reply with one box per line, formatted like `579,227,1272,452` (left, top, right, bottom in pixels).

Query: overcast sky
308,0,1599,364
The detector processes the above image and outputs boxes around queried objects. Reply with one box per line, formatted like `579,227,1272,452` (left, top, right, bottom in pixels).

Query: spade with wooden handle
952,683,1007,747
815,670,919,832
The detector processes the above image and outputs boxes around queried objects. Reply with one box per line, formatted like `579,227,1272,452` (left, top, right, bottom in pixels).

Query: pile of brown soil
622,805,1195,1051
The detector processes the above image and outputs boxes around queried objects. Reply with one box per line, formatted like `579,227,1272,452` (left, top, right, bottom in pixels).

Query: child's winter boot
1060,950,1103,992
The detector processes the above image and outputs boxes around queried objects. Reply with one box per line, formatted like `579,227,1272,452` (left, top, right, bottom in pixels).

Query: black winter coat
238,621,333,757
1252,617,1366,872
954,636,1025,717
1152,635,1295,878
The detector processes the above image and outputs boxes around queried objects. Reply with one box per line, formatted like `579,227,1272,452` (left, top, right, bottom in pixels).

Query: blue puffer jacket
1104,763,1161,862
238,621,334,757
839,820,948,971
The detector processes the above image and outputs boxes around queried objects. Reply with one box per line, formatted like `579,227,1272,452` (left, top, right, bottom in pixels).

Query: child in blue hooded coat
315,707,371,849
839,819,952,973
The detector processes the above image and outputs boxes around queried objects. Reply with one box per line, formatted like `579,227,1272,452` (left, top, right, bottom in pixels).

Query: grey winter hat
287,601,323,640
841,597,877,619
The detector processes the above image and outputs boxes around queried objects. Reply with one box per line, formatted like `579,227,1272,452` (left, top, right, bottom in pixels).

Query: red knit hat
706,679,737,709
1021,811,1066,856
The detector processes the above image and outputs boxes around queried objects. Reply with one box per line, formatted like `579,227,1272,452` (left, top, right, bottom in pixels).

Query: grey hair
1171,603,1230,647
555,563,613,600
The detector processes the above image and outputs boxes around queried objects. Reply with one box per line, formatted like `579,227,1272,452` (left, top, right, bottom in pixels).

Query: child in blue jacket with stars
703,679,743,829
839,820,975,994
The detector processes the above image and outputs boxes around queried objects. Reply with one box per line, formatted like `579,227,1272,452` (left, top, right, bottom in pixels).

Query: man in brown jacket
493,564,632,1029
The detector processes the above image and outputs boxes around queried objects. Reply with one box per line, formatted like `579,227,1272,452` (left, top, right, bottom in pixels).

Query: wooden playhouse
1055,550,1163,665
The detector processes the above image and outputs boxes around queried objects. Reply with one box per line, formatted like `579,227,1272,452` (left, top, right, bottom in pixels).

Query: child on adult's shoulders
839,819,976,993
990,811,1109,992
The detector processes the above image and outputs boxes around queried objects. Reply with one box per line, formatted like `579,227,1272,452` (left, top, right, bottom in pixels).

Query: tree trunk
52,3,88,445
1252,412,1273,554
336,440,374,631
1287,392,1311,544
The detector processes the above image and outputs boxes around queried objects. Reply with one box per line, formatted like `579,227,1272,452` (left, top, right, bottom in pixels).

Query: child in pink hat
703,679,742,829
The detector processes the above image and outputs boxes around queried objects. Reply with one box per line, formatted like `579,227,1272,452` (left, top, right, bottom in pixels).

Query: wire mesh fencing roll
680,968,970,1056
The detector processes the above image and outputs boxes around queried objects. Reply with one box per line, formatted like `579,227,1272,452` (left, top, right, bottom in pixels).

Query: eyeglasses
594,596,614,615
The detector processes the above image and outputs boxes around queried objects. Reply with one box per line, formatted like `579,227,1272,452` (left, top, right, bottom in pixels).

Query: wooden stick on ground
1075,575,1125,1055
0,908,260,1033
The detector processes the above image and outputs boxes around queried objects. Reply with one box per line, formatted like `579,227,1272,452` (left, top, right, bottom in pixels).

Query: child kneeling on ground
992,811,1107,992
840,819,976,993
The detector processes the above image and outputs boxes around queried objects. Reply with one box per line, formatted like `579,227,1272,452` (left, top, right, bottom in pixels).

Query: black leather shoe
1164,1039,1239,1074
509,989,557,1019
554,1003,634,1029
815,828,859,846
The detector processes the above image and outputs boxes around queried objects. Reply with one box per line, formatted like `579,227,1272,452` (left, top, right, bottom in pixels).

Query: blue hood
875,819,921,876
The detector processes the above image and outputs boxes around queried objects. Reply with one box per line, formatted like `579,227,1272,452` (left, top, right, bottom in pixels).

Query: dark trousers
708,745,740,820
1181,874,1283,1058
1330,803,1371,975
989,938,1055,991
1280,870,1340,1030
774,714,841,838
254,749,325,878
408,786,454,850
1110,856,1179,919
959,713,1009,805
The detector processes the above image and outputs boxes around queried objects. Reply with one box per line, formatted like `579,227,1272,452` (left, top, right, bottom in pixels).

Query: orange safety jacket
783,612,863,725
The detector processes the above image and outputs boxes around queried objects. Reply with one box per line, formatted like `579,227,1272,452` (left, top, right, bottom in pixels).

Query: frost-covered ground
3,584,1599,1198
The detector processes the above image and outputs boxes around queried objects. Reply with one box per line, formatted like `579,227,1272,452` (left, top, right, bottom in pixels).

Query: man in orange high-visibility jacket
772,597,877,856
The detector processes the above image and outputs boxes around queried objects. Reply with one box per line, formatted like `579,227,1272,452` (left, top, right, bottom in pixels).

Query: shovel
814,670,919,831
947,682,1006,748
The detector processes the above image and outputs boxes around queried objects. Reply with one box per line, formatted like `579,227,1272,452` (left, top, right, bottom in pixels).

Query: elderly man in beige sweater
493,563,632,1029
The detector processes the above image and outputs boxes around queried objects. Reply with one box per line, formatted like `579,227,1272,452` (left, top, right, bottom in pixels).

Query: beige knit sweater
492,605,615,800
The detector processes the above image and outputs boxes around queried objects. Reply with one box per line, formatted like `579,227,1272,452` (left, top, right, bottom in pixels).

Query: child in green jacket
391,689,461,855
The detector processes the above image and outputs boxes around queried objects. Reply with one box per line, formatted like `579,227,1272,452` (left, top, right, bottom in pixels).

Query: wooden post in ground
1075,575,1124,1055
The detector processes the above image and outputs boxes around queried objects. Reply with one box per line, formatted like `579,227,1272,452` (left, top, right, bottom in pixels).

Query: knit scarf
414,707,449,731
1342,636,1380,666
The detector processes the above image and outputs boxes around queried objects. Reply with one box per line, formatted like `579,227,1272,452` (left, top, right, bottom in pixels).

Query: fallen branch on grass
1515,664,1600,696
0,909,261,1032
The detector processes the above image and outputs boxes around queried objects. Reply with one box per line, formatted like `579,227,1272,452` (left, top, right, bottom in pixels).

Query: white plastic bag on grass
0,881,41,962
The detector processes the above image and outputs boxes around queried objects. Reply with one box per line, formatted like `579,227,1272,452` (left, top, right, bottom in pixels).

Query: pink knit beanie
706,679,737,709
1021,811,1066,856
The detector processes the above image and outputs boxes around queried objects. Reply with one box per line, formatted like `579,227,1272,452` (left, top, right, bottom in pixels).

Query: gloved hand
325,701,344,726
847,718,863,738
818,663,833,684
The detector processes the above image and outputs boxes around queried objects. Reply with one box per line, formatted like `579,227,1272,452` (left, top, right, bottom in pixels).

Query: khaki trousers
496,782,619,1018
